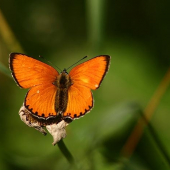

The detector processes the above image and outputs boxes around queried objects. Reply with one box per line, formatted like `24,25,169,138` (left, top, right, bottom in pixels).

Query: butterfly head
62,68,68,74
53,69,72,89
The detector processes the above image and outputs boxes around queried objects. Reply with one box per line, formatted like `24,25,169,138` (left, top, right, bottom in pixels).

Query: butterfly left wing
63,55,110,119
9,53,59,118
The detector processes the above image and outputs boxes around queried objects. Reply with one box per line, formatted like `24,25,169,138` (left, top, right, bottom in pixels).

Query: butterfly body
53,70,72,115
9,53,110,122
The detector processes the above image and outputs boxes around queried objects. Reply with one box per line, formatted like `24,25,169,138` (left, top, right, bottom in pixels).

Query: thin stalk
0,8,23,52
140,110,170,167
0,62,11,77
121,67,170,158
86,0,105,51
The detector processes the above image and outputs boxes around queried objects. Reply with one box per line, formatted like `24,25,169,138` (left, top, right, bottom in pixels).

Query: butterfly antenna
66,56,87,71
39,55,62,71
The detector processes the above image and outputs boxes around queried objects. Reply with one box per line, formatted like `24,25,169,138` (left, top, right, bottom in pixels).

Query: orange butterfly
9,53,110,120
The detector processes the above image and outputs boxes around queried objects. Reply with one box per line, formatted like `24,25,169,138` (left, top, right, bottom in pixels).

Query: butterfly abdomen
54,71,72,115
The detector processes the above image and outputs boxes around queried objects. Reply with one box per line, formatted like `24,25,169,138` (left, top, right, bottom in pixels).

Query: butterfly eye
61,69,68,74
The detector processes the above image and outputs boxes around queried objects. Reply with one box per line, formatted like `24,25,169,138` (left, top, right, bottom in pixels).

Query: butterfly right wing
63,55,110,119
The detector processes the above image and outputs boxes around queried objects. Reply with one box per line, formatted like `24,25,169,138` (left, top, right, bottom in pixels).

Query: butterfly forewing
9,53,59,88
69,55,110,90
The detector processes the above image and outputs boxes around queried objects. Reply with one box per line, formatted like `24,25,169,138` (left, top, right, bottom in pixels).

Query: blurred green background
0,0,170,170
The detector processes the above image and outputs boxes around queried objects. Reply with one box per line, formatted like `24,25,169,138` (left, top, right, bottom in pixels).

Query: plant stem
57,140,76,166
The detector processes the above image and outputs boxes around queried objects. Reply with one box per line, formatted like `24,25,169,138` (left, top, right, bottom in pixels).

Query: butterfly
9,53,110,121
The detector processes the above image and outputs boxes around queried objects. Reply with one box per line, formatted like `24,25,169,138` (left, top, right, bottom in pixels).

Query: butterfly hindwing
25,83,57,118
63,83,93,119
